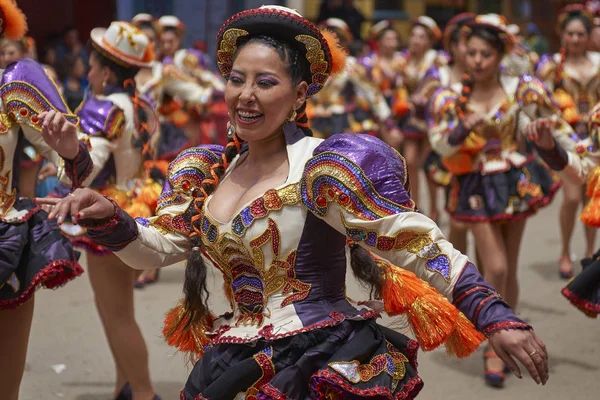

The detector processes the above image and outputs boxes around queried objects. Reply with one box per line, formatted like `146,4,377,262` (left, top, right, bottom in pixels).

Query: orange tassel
444,313,485,358
0,0,28,40
376,256,484,357
407,293,459,351
163,301,214,362
581,167,600,227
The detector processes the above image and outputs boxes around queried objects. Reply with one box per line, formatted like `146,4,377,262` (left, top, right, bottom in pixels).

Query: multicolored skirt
562,250,600,318
423,151,452,188
0,199,82,309
445,159,561,222
181,319,422,400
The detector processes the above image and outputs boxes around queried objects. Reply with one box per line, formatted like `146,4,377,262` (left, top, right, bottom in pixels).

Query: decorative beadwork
103,106,126,141
0,112,13,134
516,76,556,110
0,80,79,131
328,341,408,391
151,213,191,235
156,147,222,213
0,146,16,217
202,218,311,328
229,184,301,237
217,28,249,78
240,346,276,399
517,170,542,199
296,34,328,97
301,152,413,221
341,213,452,281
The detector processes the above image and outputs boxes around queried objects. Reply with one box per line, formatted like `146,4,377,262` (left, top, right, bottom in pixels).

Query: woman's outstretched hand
35,188,115,225
524,118,554,150
38,110,80,160
488,329,549,385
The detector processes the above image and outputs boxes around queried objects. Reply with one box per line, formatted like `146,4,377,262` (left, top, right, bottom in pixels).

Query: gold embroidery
296,34,328,97
0,112,13,134
0,146,16,217
217,28,249,77
203,218,311,327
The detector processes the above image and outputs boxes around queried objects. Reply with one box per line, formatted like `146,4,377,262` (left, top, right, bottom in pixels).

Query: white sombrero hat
158,15,185,36
91,21,154,68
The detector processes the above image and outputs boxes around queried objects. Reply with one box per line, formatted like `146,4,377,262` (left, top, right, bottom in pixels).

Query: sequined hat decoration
215,5,346,98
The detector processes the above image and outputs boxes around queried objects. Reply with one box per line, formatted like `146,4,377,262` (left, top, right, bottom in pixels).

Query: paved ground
20,188,600,399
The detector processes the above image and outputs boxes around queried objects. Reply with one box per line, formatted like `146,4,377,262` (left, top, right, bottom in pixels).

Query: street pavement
20,189,600,399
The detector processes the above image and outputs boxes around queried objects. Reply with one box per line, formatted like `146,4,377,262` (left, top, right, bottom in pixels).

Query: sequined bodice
196,137,373,343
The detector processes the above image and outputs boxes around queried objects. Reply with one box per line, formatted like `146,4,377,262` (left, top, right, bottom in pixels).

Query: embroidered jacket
65,123,529,344
0,59,79,222
428,74,574,175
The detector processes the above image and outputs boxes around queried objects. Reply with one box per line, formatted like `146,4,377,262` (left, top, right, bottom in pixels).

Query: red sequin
19,108,28,117
316,196,327,208
250,198,268,217
31,115,39,124
376,236,395,251
339,193,350,205
182,180,191,191
576,144,586,153
327,188,336,198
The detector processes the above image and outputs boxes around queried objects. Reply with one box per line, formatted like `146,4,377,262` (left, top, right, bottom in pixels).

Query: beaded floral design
328,341,408,391
295,34,328,97
217,28,249,78
341,213,452,281
0,80,79,131
301,152,413,220
202,218,311,328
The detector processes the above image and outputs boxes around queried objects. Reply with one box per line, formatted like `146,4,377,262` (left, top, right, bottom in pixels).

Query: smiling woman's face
225,41,307,142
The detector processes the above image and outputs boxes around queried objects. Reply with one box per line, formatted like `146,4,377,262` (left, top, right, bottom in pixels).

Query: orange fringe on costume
163,300,215,362
580,166,600,227
320,29,347,76
378,256,484,357
0,0,28,40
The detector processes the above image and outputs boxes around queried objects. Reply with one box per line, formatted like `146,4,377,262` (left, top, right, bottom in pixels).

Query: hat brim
91,27,152,69
216,8,333,97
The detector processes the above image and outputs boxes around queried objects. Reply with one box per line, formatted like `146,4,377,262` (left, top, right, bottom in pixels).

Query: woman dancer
428,14,563,387
45,21,161,400
419,13,475,254
536,5,599,278
528,102,600,318
308,18,394,139
40,6,548,399
0,2,82,399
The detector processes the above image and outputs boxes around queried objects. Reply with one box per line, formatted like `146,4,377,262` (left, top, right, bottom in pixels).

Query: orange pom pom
136,178,162,212
125,200,152,218
0,0,27,40
101,187,130,209
321,29,347,76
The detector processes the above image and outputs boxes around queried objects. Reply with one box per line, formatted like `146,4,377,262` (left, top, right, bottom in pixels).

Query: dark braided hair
92,50,155,161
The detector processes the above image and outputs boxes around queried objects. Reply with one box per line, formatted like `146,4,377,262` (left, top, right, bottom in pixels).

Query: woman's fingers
51,110,63,132
493,345,522,379
34,197,60,206
513,346,544,385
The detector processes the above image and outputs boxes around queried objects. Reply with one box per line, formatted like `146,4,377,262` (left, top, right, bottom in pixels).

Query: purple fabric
311,134,412,207
77,96,121,136
1,59,71,114
293,213,361,326
536,141,569,171
83,206,139,251
447,122,468,146
453,262,529,333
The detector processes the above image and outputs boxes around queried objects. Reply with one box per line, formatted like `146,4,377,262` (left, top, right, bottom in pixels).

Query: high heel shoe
114,382,132,400
483,350,506,388
559,256,574,280
143,269,160,285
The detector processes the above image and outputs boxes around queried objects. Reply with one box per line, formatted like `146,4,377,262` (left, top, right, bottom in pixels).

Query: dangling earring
227,121,235,138
287,109,297,122
102,80,107,88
